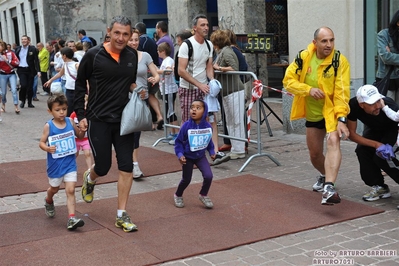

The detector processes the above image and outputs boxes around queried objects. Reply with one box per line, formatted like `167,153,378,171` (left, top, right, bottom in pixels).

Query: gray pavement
1,92,399,266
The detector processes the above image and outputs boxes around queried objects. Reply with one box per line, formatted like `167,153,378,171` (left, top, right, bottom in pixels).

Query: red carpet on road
0,175,384,265
0,147,181,197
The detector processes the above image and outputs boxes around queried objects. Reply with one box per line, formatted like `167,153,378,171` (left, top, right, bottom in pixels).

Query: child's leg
195,156,213,196
83,149,92,170
175,159,195,197
65,181,77,216
64,171,78,216
46,186,60,203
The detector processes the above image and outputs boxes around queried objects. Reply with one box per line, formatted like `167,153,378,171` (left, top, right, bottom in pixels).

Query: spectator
375,9,399,104
155,21,174,65
77,29,93,48
211,29,246,160
178,14,230,166
135,21,164,129
15,35,41,108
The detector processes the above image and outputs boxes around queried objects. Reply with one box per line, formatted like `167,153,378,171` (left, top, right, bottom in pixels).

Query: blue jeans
61,79,66,95
0,73,18,105
32,75,38,98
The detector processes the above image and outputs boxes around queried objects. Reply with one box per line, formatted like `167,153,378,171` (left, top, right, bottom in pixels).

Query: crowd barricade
153,70,280,172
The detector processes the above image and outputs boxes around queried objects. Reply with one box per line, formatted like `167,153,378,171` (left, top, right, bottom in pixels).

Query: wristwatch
338,117,347,124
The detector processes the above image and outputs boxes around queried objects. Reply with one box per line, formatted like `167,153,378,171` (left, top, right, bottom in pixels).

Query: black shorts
87,121,134,175
305,119,325,129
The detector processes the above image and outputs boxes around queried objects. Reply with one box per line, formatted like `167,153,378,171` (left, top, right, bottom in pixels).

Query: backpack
174,39,211,80
88,37,97,47
295,49,341,77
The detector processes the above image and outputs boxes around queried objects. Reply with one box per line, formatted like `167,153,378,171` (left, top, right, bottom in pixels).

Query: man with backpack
283,27,350,205
178,14,230,166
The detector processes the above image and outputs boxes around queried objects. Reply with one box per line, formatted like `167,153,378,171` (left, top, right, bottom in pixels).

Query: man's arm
282,51,312,96
347,119,382,149
333,54,351,119
74,52,92,122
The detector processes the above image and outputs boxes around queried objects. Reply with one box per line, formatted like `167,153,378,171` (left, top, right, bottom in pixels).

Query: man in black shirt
347,84,399,203
74,15,139,233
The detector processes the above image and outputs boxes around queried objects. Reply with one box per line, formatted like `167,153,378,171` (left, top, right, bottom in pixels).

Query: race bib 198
188,128,212,152
48,130,77,159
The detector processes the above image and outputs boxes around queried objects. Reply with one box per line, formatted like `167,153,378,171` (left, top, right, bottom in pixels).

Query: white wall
286,0,364,80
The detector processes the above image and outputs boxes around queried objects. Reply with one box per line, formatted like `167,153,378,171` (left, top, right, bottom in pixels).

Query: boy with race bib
174,99,217,209
39,94,85,230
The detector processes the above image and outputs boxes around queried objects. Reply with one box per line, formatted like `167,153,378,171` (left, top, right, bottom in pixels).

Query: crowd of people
6,11,399,234
3,14,249,232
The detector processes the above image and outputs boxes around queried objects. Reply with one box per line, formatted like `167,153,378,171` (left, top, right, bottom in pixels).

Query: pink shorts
76,138,91,151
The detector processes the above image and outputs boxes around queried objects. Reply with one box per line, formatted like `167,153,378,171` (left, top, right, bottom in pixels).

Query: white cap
356,84,384,104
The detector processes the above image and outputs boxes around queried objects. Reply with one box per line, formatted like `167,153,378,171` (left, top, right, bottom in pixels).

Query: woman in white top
44,47,79,116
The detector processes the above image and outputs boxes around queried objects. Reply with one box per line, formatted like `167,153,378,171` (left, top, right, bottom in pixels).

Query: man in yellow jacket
283,27,350,205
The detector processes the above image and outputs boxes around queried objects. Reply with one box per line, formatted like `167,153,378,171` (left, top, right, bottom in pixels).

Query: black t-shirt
348,96,398,131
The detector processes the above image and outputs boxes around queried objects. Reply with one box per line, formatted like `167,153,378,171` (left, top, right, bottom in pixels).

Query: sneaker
81,169,96,203
67,217,85,230
362,185,391,201
115,212,138,232
133,163,144,179
321,184,341,205
169,134,178,145
40,91,49,96
229,152,245,160
312,175,325,192
213,151,231,165
166,133,175,140
44,197,55,217
0,116,2,123
174,195,184,208
199,195,214,209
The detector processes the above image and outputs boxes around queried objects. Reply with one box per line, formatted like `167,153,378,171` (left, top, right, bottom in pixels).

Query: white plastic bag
50,82,63,94
120,90,152,136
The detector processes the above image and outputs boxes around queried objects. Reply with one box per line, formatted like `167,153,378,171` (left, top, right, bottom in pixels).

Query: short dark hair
156,21,168,33
47,94,68,110
60,47,74,59
192,14,207,27
58,39,66,47
78,29,86,35
135,22,146,34
109,16,132,31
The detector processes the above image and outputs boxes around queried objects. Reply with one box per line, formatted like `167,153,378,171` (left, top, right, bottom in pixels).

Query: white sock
133,162,138,166
117,210,126,217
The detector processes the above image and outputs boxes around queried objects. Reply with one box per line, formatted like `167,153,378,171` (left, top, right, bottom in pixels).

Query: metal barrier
153,70,280,172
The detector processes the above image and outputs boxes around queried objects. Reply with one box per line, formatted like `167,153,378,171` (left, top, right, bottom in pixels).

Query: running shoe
213,151,230,165
115,212,138,232
321,184,341,205
67,217,85,230
312,175,325,192
362,185,391,201
133,163,144,179
81,169,96,203
199,195,214,209
44,197,55,217
174,195,184,208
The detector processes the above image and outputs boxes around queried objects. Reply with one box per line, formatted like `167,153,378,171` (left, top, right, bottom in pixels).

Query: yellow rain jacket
283,42,350,133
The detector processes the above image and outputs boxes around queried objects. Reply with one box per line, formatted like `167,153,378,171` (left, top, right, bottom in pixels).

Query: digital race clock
236,33,274,53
